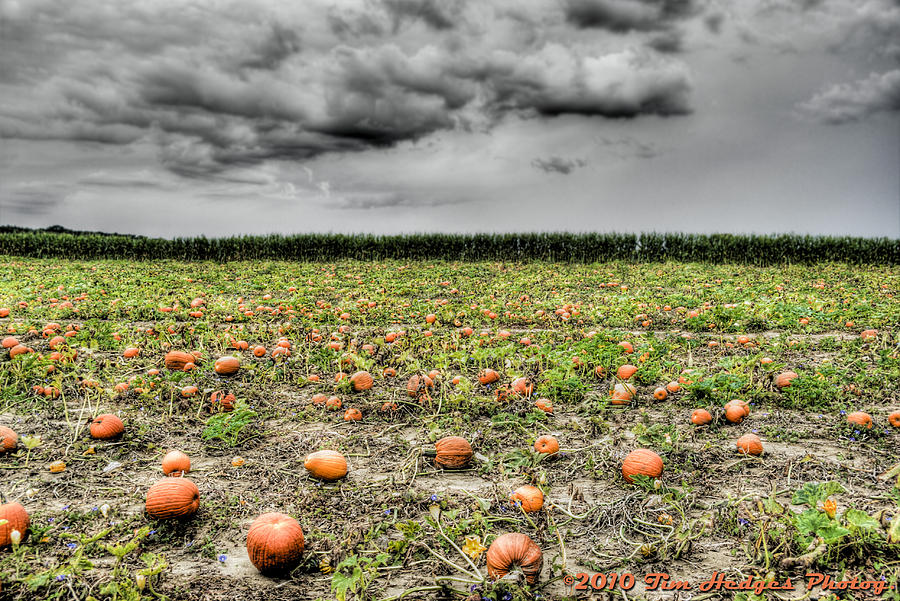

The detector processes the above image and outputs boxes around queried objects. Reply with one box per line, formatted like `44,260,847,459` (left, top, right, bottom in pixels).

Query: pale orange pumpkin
622,449,663,483
486,533,543,584
145,478,200,519
774,371,798,388
736,433,763,456
349,371,373,392
616,364,637,380
304,450,348,481
162,450,191,477
846,411,873,429
478,369,501,385
247,513,305,574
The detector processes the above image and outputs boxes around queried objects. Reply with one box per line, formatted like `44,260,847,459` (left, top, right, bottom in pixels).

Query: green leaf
792,482,846,507
816,523,850,543
843,509,880,533
795,509,830,535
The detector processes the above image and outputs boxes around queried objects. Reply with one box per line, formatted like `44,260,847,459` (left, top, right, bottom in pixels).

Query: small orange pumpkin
162,450,191,477
304,450,348,481
622,449,663,483
145,478,200,519
214,356,241,375
846,411,873,429
0,502,30,547
90,414,124,440
343,408,362,421
510,485,544,513
511,377,534,397
486,533,543,584
349,371,373,392
736,433,763,456
533,435,559,455
433,436,473,469
247,512,305,574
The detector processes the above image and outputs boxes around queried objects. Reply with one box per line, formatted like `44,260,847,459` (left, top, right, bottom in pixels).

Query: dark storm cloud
564,0,697,32
382,0,467,31
1,184,67,215
0,1,694,180
531,156,588,174
798,70,900,124
704,12,724,34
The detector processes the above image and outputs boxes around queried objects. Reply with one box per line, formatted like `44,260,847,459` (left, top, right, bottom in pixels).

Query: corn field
0,229,897,264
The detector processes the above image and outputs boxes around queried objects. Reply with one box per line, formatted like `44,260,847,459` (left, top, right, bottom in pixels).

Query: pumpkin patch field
0,257,898,601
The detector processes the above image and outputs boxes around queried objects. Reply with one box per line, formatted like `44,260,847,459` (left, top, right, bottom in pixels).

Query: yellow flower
462,536,486,560
823,498,836,519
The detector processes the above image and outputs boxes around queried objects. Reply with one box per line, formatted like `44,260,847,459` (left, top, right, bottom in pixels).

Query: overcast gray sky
1,0,898,237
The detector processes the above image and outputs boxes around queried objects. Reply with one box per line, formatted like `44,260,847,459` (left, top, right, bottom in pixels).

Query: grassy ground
0,258,898,601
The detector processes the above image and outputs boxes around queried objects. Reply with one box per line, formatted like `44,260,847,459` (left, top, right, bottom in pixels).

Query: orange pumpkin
478,369,501,385
164,350,195,370
888,411,900,428
0,502,29,547
0,426,18,453
162,450,191,477
0,336,18,349
90,414,124,440
349,371,373,392
511,377,534,397
610,382,636,405
247,512,305,574
616,364,637,380
214,356,241,375
736,434,763,456
433,436,473,469
534,398,553,413
652,387,667,401
846,411,873,429
622,449,663,483
406,374,433,398
343,408,362,421
774,371,798,388
486,533,543,584
533,435,559,455
510,485,544,513
690,409,713,426
304,450,348,481
123,347,140,358
145,478,200,519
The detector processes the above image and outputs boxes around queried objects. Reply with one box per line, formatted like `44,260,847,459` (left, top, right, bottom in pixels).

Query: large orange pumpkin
511,377,534,397
165,351,196,371
616,364,638,380
622,449,663,483
724,404,746,424
0,426,18,453
145,478,200,519
247,513,305,574
486,533,543,584
888,411,900,428
433,436,473,469
214,356,241,375
510,485,544,513
736,434,763,456
349,371,373,392
90,414,124,440
304,450,348,481
0,502,29,547
162,450,191,477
